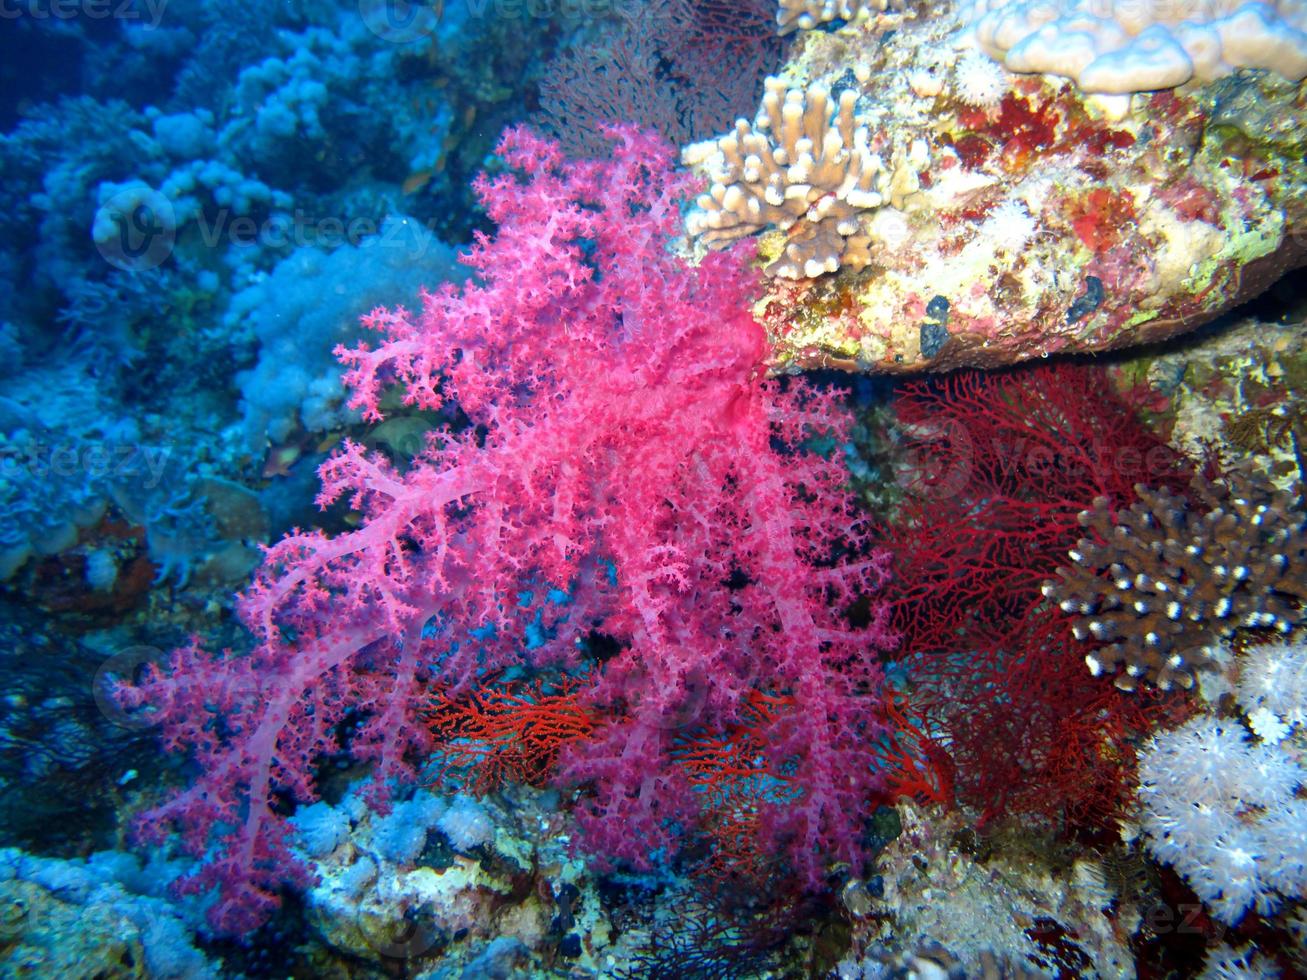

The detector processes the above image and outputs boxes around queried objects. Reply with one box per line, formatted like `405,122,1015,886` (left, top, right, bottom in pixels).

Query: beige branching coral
682,78,889,279
1043,471,1307,692
776,0,885,34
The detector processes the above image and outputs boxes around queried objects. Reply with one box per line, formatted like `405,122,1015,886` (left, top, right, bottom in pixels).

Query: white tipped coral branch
1044,469,1307,692
683,77,890,279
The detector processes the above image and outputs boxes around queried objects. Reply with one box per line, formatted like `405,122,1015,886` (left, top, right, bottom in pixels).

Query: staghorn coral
682,77,892,278
1045,470,1307,691
775,0,885,34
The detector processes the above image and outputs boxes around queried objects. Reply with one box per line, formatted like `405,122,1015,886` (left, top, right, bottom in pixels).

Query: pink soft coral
121,127,894,933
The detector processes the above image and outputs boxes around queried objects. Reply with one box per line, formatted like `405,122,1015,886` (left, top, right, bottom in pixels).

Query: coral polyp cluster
1045,470,1307,691
1137,713,1307,925
683,78,895,278
776,0,886,34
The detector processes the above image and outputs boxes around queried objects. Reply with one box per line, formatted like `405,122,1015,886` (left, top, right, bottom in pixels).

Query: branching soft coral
119,127,895,933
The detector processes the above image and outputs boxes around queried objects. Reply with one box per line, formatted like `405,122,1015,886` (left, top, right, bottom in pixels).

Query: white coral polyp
1247,705,1291,743
981,199,1037,253
953,49,1011,106
1137,715,1307,925
958,0,1307,93
1236,636,1307,734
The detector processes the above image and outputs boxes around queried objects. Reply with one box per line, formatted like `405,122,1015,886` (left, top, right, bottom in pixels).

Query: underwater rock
0,879,148,979
292,785,613,974
1110,315,1307,490
0,849,212,979
835,803,1137,977
681,0,1307,374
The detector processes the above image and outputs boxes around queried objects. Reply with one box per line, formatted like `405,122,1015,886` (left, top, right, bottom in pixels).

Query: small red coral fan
880,362,1191,828
423,672,600,794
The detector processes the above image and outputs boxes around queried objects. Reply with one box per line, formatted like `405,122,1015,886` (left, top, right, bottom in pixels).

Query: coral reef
290,786,595,972
1112,313,1307,492
117,129,894,934
680,0,1307,372
9,0,1307,974
1044,469,1307,691
0,848,212,979
836,804,1137,977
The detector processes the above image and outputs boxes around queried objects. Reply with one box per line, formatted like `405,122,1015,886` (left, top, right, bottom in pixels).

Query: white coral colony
959,0,1307,92
1138,716,1307,925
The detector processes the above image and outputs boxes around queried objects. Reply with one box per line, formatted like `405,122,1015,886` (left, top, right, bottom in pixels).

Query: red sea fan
882,363,1190,827
886,363,1191,659
422,672,601,794
536,0,780,156
119,127,895,932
